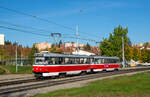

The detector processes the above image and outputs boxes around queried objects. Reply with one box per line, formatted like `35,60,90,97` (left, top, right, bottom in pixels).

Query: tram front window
35,57,45,64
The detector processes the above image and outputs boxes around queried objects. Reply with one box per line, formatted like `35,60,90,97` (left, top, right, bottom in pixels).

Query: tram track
0,78,36,87
0,67,150,95
0,66,148,87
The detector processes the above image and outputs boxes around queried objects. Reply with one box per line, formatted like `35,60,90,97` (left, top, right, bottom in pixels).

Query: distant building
78,44,85,50
64,42,76,48
134,42,150,50
134,43,144,47
0,34,4,45
138,43,144,47
35,42,51,51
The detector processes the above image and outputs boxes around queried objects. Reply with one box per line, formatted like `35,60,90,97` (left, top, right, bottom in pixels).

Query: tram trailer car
90,56,120,72
33,52,120,79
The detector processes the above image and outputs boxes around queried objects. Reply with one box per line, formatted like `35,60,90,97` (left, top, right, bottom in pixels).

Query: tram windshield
35,57,45,64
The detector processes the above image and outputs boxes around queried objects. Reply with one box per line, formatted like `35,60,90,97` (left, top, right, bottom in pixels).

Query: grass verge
0,65,32,74
0,68,5,74
32,72,150,97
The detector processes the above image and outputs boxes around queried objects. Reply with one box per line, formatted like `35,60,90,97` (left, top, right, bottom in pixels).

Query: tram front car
33,52,49,78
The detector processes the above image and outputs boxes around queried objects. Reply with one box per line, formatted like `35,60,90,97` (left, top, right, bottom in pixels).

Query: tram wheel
80,71,87,75
59,73,66,78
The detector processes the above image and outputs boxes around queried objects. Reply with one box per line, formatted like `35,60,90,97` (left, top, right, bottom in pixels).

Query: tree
84,43,91,51
145,50,150,63
100,25,132,60
28,44,38,64
0,49,5,61
99,38,113,56
48,46,62,53
22,46,31,57
140,49,150,63
125,46,133,61
143,42,149,49
132,46,140,61
58,40,63,47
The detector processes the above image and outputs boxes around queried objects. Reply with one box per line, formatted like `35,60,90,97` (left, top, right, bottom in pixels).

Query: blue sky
0,0,149,47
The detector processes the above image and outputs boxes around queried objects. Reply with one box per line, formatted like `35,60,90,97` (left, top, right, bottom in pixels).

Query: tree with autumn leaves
0,41,32,65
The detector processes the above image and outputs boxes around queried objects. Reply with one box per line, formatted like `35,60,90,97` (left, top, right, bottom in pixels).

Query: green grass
0,68,5,74
0,65,32,74
33,72,150,97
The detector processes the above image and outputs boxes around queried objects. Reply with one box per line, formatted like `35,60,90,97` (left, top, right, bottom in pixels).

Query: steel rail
0,67,150,95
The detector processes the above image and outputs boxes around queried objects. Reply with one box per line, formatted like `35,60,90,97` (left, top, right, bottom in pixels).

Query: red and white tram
33,52,120,78
90,56,120,72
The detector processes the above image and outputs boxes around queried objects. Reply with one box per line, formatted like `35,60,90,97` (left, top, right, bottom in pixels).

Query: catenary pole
122,36,125,68
16,41,18,72
76,25,79,52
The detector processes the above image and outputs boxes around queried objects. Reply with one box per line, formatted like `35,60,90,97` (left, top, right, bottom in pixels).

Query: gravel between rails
0,67,150,97
0,78,36,87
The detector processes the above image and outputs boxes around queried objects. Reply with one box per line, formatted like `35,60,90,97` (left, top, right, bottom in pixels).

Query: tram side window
101,59,104,64
94,58,103,64
86,58,90,64
94,59,98,64
64,58,70,64
44,57,91,65
90,59,93,64
104,59,112,63
44,57,55,64
116,59,120,63
104,59,109,64
70,58,75,64
63,57,90,64
104,59,119,64
74,58,80,64
111,59,119,63
78,58,90,64
113,59,117,63
80,58,84,64
84,58,89,64
98,59,103,64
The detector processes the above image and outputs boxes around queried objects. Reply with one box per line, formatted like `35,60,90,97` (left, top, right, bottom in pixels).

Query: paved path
0,74,34,81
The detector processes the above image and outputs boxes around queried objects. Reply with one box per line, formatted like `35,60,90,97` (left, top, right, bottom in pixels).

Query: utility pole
51,33,61,47
122,36,125,68
16,41,18,72
96,42,100,55
21,48,23,66
76,25,79,52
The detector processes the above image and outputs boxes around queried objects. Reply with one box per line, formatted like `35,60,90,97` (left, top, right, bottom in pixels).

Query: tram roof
35,52,120,59
93,56,120,59
35,52,90,58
